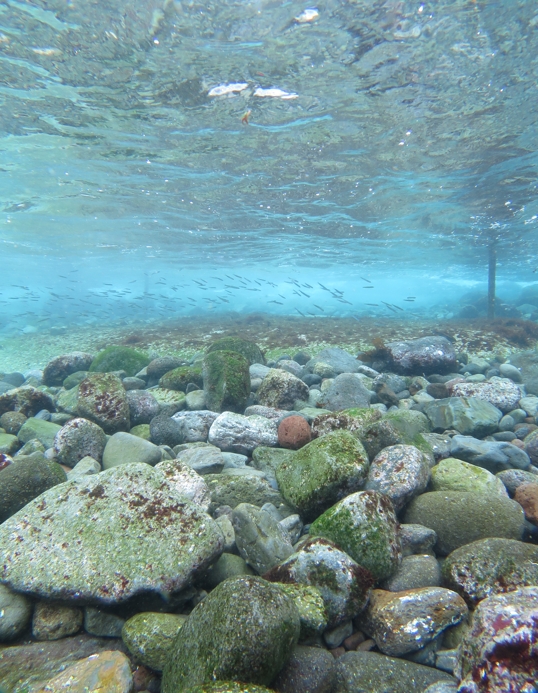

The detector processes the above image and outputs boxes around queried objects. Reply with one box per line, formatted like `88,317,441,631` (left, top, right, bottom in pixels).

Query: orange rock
278,415,311,450
515,482,538,524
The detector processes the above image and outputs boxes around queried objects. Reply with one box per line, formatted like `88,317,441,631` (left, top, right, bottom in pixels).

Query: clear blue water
1,0,538,338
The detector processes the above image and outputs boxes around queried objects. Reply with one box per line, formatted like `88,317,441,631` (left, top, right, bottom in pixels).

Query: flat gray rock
0,464,224,603
306,348,361,375
319,374,371,411
176,445,225,475
448,377,523,413
423,397,502,438
102,431,163,469
449,434,531,473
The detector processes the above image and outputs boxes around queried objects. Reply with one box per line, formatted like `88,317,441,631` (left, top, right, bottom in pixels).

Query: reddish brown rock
278,416,312,450
514,482,538,524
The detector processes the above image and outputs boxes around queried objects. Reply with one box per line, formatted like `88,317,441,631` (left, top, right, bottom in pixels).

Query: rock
0,464,224,603
159,363,203,391
77,373,130,434
276,584,328,643
324,620,353,648
306,348,361,375
126,390,160,426
519,395,538,416
448,378,523,413
381,554,441,592
206,337,265,365
102,431,163,469
311,408,382,440
208,412,278,455
257,370,310,410
496,467,538,496
334,651,455,692
276,431,370,522
0,432,20,455
0,385,55,418
442,537,538,607
89,346,150,377
204,473,284,511
150,414,184,447
33,601,83,640
382,336,457,375
0,411,27,435
431,458,508,496
449,434,531,473
423,397,502,437
358,587,467,656
55,385,80,416
310,491,401,582
365,444,431,512
17,417,61,450
264,538,372,628
251,446,295,477
43,352,94,386
514,482,538,524
374,383,399,408
272,645,336,693
180,683,274,693
122,611,187,672
147,356,186,382
172,410,219,442
53,417,107,467
423,684,458,693
319,374,371,411
122,376,146,390
403,491,525,556
149,388,186,416
30,650,133,693
456,586,538,693
232,503,294,574
201,553,255,590
63,371,89,390
66,456,101,480
84,606,125,638
176,445,224,475
0,456,66,523
161,576,299,691
186,389,208,410
0,583,32,641
203,350,250,413
278,415,312,450
277,359,304,378
155,457,211,510
399,524,437,556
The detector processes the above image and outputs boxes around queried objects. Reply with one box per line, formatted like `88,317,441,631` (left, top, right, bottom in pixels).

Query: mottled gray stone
53,417,107,467
77,373,130,434
102,431,163,469
399,524,437,556
256,369,310,410
232,503,294,574
423,397,502,437
208,412,278,455
66,455,101,480
449,377,523,413
449,434,531,473
272,645,336,693
32,601,83,641
306,348,361,375
204,472,285,512
84,606,125,638
381,554,441,592
126,389,160,426
17,417,61,450
319,374,372,411
176,444,225,475
171,409,219,442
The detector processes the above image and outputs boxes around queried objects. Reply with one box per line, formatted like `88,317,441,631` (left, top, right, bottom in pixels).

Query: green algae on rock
309,491,401,582
273,583,328,643
310,408,382,439
206,337,265,366
77,372,130,434
431,458,508,497
89,346,150,377
161,576,299,692
122,612,187,672
275,430,370,521
17,418,62,450
203,350,250,413
0,464,224,603
159,364,203,391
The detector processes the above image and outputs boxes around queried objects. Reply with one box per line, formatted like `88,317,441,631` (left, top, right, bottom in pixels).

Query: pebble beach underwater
2,1,538,692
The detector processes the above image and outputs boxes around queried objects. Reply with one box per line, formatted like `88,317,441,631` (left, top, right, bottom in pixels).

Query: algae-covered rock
311,408,382,439
129,423,151,440
424,397,502,438
43,352,94,387
89,346,150,377
150,388,187,416
442,538,538,606
161,576,299,692
53,417,107,467
0,432,20,455
159,364,203,391
203,350,250,413
122,612,187,672
102,431,163,469
206,337,265,366
55,384,80,415
275,430,370,521
310,491,401,582
274,583,328,643
77,373,130,434
431,458,508,496
251,446,296,476
0,456,66,524
232,503,294,574
0,464,224,603
17,418,62,450
0,583,33,641
201,553,255,590
205,472,285,511
0,385,55,418
256,369,310,410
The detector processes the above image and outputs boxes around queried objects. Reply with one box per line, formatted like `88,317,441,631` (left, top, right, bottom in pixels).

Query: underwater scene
1,0,538,691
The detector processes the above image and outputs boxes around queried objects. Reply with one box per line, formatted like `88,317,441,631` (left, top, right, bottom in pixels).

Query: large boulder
256,370,309,410
206,337,265,366
381,336,457,375
77,373,130,434
53,417,107,468
319,374,371,411
0,464,224,603
309,491,401,582
161,576,299,691
275,431,370,521
89,346,150,377
203,351,250,413
43,352,94,387
423,397,502,438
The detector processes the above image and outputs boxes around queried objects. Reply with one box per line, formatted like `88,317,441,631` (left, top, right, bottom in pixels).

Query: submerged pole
488,240,496,319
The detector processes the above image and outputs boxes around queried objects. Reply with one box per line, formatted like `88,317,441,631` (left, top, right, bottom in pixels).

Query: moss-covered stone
431,458,507,496
275,583,328,643
310,491,402,582
206,337,265,366
203,351,250,413
122,611,187,672
381,410,434,464
251,446,296,476
205,473,285,511
275,431,370,521
0,456,66,523
129,423,151,440
161,576,300,692
0,432,20,455
17,418,62,450
55,385,80,415
89,346,150,377
150,388,187,415
311,408,382,439
201,553,255,590
159,364,203,391
77,373,130,434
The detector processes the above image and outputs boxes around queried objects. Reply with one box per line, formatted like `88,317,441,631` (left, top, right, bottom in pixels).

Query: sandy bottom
0,313,536,373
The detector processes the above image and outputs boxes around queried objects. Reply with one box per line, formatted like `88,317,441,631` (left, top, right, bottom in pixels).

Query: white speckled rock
208,412,278,455
448,378,523,413
155,457,211,511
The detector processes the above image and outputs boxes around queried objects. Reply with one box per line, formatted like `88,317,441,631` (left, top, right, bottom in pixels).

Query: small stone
176,445,225,475
172,410,219,442
122,612,187,672
319,374,372,411
449,434,531,473
0,456,66,523
126,390,160,426
272,645,336,693
515,482,538,523
0,385,55,418
66,456,101,480
150,414,184,447
257,369,310,410
324,620,353,649
53,417,107,467
102,431,163,469
33,602,83,641
205,472,285,512
278,415,312,450
201,553,255,590
381,554,441,592
155,457,211,511
431,457,508,497
17,417,62,450
0,411,27,435
84,606,125,638
0,583,32,641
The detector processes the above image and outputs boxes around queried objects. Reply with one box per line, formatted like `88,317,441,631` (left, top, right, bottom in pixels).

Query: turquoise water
1,0,538,335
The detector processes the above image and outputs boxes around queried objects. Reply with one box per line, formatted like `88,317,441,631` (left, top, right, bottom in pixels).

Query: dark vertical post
488,240,496,319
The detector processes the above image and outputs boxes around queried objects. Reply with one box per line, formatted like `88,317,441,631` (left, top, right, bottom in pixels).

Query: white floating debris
253,88,298,100
208,83,249,97
295,8,319,23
